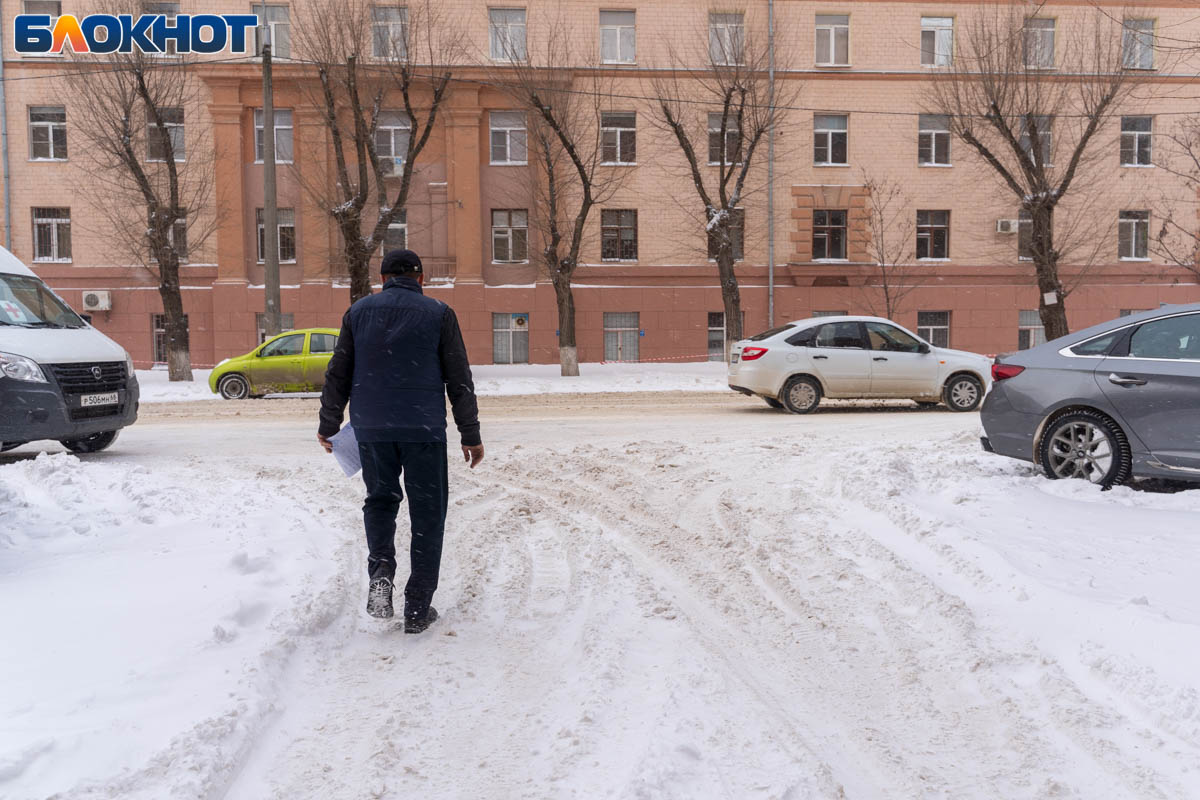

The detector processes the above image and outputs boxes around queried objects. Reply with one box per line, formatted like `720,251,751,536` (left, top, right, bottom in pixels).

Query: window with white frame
603,311,639,362
147,107,185,161
920,17,952,66
707,311,744,361
815,15,849,66
1018,209,1033,260
916,210,950,259
600,10,635,64
493,312,529,364
28,106,66,160
152,313,190,362
372,6,408,60
1018,309,1045,350
707,112,741,165
1120,116,1152,166
489,111,527,164
1023,18,1054,68
256,207,296,262
254,312,294,344
253,4,291,59
148,213,188,262
918,114,950,165
708,13,744,65
917,311,950,347
491,209,528,262
601,210,638,260
489,8,527,60
814,114,848,165
601,112,636,164
1122,19,1155,70
1019,115,1052,166
32,207,71,262
384,209,407,252
255,108,294,163
812,210,847,260
375,110,412,175
1119,210,1149,260
707,208,744,261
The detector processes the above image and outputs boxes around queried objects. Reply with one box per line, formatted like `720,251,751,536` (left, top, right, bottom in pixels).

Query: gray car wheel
780,376,821,414
944,374,983,412
218,374,251,400
61,430,119,454
1038,411,1132,489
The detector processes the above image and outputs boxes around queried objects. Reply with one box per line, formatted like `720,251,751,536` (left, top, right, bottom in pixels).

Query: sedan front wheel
1038,411,1132,489
218,374,251,400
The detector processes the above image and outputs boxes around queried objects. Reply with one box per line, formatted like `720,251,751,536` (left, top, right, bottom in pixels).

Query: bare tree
1152,113,1200,280
927,3,1132,339
293,0,460,303
648,5,795,357
492,6,629,376
66,13,217,381
857,173,919,319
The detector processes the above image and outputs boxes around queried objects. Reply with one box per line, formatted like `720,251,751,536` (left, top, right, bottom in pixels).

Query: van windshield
0,274,86,329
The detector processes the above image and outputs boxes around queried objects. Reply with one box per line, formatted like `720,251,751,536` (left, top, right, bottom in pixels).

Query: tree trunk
716,240,743,360
344,226,374,303
1030,205,1070,341
552,270,579,377
157,256,192,382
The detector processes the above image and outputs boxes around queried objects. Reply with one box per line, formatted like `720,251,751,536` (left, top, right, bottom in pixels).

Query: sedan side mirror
918,343,931,354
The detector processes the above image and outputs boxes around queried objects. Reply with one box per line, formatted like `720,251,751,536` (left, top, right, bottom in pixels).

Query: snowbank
135,368,216,403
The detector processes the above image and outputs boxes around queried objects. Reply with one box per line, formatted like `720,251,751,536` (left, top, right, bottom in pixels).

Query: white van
0,246,138,453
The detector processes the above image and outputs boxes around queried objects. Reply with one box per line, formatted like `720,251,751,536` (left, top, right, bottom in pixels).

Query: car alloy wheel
218,374,250,400
944,375,983,412
1039,411,1132,489
781,376,821,414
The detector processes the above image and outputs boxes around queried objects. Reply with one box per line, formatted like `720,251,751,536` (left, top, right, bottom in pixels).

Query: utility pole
261,6,281,338
766,0,776,328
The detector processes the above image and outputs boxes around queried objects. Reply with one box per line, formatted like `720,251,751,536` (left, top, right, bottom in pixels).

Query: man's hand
317,433,333,454
462,444,484,468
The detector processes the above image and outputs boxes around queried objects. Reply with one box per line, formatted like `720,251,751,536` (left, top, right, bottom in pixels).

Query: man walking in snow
317,249,484,633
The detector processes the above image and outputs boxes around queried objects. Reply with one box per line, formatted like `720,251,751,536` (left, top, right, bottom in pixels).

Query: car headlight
0,351,48,383
125,351,135,377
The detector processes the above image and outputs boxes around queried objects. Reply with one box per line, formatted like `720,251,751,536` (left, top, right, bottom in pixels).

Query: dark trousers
359,441,449,614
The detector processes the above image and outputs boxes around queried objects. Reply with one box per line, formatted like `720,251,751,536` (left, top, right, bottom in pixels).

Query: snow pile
135,368,216,403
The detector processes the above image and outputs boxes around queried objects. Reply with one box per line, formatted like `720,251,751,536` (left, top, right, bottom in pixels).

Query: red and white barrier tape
600,353,715,365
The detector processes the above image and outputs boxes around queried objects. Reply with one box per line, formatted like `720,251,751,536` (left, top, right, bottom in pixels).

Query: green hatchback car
208,328,340,399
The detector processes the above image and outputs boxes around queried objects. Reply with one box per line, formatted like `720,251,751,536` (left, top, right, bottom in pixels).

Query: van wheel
218,374,251,400
1,441,24,452
764,397,784,410
944,374,984,411
61,430,119,454
1038,411,1131,489
780,376,821,414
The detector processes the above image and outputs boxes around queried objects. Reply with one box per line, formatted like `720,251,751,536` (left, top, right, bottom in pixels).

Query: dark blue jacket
318,276,481,445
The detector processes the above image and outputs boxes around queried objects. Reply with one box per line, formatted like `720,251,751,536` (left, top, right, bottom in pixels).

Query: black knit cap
381,248,423,275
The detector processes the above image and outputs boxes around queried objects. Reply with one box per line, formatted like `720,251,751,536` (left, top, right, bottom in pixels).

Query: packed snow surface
2,397,1198,799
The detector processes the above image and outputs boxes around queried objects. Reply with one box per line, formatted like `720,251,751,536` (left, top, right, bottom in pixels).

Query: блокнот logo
14,14,259,55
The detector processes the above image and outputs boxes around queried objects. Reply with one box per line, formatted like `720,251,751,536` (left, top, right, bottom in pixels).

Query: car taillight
992,364,1025,381
741,347,768,361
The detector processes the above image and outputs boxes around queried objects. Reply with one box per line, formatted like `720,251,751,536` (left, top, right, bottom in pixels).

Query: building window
32,207,71,262
1119,210,1149,260
254,108,294,163
814,114,848,165
372,5,409,60
143,2,180,55
489,111,527,165
147,107,185,162
28,106,67,160
916,210,950,259
23,1,61,56
1019,115,1052,166
376,110,412,174
706,311,743,361
489,7,527,60
1018,309,1045,350
920,17,952,66
812,210,847,260
1122,19,1155,70
255,312,295,344
491,209,528,262
708,12,744,66
815,15,849,66
253,4,291,59
601,112,636,164
600,10,635,64
1018,209,1032,260
918,114,950,165
603,311,639,362
1119,308,1150,317
601,209,638,260
1023,18,1054,68
492,312,529,364
151,313,190,363
917,311,950,347
707,208,744,261
256,207,296,263
812,310,847,317
1120,116,1152,166
384,209,407,252
707,112,741,165
148,214,188,262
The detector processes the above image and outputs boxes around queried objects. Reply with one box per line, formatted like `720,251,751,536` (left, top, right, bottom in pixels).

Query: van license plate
80,392,119,408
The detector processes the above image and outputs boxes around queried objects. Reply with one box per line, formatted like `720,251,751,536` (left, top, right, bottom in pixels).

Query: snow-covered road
2,395,1198,799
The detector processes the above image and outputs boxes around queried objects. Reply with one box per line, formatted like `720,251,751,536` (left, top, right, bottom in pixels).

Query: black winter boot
366,557,397,619
404,606,438,634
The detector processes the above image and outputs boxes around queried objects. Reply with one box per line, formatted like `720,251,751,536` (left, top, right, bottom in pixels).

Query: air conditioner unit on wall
996,219,1019,234
82,290,112,312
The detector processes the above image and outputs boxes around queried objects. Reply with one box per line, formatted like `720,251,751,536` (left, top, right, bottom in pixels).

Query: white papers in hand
330,423,362,477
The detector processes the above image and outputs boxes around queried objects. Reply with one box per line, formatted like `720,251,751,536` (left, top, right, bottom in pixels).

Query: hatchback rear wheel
780,376,821,414
1038,411,1132,489
944,374,983,412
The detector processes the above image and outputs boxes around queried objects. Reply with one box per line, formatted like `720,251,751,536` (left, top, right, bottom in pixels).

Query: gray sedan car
981,303,1200,487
